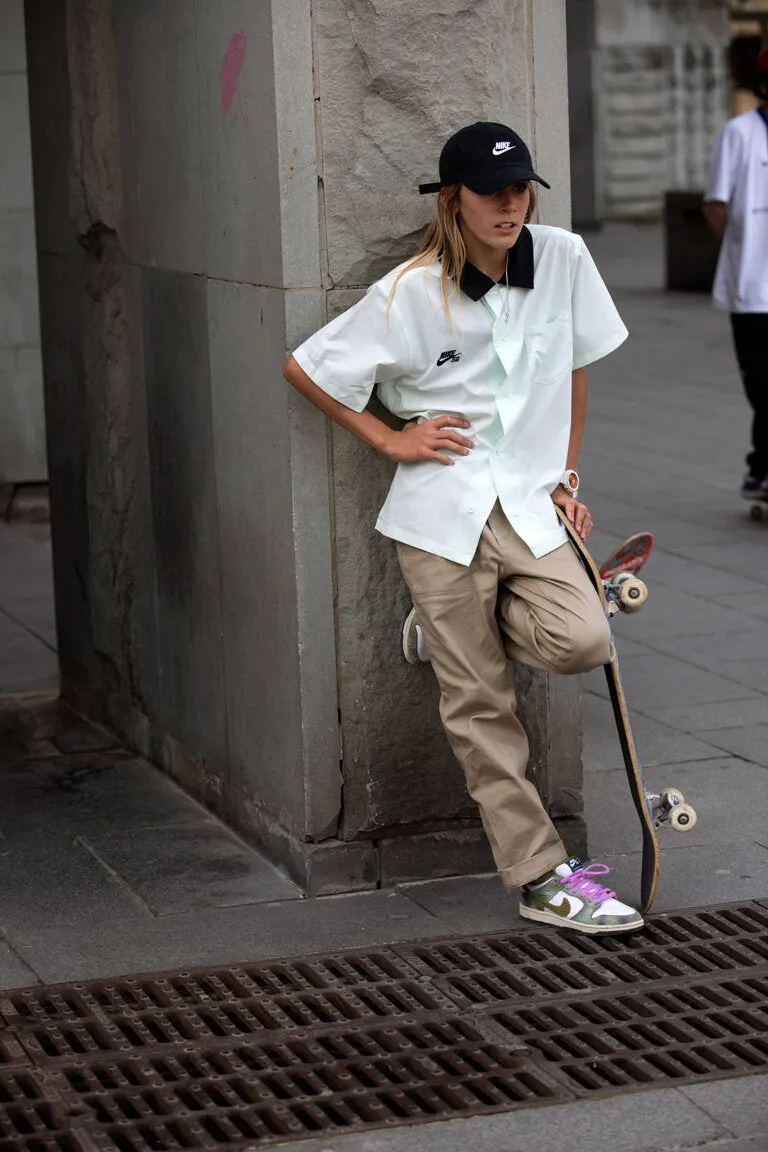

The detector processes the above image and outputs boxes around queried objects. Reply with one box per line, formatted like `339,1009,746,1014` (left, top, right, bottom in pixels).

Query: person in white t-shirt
703,47,768,498
284,122,642,935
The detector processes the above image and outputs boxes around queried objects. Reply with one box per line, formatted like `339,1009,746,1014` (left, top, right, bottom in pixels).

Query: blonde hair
389,182,536,316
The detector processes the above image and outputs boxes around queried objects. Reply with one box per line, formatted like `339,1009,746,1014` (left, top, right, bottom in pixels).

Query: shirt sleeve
704,122,739,204
292,281,413,413
570,237,629,370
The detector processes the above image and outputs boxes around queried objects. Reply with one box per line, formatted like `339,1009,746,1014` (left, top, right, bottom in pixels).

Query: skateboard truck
646,787,697,832
603,571,648,616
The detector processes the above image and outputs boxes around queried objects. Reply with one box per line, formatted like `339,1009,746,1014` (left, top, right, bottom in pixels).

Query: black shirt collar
459,225,534,301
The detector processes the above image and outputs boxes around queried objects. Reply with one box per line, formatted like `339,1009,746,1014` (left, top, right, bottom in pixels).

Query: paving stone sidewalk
0,223,766,1150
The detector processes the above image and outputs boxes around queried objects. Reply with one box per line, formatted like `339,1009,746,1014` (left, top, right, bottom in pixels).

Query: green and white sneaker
519,858,644,935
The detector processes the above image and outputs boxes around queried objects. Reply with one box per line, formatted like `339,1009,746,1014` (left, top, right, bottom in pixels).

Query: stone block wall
0,0,46,484
26,0,586,894
26,0,342,891
314,0,579,861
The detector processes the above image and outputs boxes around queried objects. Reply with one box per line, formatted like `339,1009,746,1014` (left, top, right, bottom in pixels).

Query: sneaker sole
403,609,431,664
519,904,644,934
402,609,421,665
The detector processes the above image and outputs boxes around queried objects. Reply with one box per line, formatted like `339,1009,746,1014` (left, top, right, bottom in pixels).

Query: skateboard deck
599,532,653,581
557,509,681,913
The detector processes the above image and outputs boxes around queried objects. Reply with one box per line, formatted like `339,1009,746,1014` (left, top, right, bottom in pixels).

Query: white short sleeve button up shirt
704,109,768,313
293,224,628,566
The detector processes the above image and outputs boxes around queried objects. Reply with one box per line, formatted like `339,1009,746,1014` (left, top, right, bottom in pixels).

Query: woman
284,121,640,935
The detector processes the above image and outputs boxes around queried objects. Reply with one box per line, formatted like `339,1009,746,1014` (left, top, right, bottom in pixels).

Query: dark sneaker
741,472,768,500
402,607,430,664
519,859,644,935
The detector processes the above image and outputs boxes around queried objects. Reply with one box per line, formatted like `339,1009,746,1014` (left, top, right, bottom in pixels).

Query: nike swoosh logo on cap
492,142,516,156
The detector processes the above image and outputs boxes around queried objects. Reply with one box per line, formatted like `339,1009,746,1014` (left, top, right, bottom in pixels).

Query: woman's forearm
283,355,474,467
567,367,587,469
283,355,395,456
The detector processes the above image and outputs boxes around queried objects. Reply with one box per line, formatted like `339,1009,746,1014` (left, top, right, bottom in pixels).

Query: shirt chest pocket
524,311,573,386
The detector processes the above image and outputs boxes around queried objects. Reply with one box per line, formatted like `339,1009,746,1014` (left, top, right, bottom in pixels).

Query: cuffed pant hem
498,842,567,891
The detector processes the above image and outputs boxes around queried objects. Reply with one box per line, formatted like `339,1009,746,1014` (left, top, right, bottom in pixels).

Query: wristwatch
557,469,580,498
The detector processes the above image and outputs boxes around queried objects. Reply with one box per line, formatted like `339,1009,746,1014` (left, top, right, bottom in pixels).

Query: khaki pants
396,502,611,890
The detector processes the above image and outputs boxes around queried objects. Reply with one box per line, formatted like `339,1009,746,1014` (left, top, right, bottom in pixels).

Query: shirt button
465,506,475,514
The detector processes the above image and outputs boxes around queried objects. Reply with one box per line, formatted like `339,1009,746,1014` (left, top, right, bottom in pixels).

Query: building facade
570,0,731,221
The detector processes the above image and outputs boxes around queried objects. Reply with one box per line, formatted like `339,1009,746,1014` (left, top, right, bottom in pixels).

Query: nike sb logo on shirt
436,350,462,366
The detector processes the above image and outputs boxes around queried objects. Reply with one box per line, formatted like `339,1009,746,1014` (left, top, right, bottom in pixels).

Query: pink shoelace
560,862,616,904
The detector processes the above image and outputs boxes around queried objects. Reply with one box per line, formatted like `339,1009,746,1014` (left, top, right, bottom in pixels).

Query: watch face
567,470,579,490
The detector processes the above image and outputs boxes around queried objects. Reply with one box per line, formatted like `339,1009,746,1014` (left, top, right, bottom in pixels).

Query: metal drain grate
1,901,767,1150
492,972,768,1089
41,1024,568,1150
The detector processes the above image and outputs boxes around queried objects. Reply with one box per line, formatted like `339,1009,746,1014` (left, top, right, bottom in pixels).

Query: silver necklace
502,261,511,324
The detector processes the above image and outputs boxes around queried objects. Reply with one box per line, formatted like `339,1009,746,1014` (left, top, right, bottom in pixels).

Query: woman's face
457,182,531,253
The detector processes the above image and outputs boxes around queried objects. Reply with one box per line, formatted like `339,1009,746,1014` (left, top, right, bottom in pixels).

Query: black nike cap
419,121,551,195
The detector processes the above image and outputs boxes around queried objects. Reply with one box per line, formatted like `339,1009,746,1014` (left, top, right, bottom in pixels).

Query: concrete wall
26,0,585,894
0,0,46,484
26,0,343,891
592,0,730,218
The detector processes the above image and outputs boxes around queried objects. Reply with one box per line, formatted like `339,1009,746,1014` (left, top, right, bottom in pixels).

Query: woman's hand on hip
385,415,473,466
551,485,593,541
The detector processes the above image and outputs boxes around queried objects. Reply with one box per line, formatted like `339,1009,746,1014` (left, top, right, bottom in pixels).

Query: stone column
0,0,46,485
306,0,583,885
25,0,584,895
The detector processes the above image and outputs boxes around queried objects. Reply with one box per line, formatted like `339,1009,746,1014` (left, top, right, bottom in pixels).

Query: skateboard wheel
670,803,696,831
618,576,647,612
749,504,764,522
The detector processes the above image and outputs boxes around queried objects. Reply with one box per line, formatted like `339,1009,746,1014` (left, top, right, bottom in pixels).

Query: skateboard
556,508,697,913
746,495,768,522
598,531,653,616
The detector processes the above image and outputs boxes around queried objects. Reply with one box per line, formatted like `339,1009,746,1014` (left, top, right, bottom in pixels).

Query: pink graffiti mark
221,30,248,126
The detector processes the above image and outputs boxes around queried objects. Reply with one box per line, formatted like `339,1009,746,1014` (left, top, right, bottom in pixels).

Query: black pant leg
731,313,768,476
